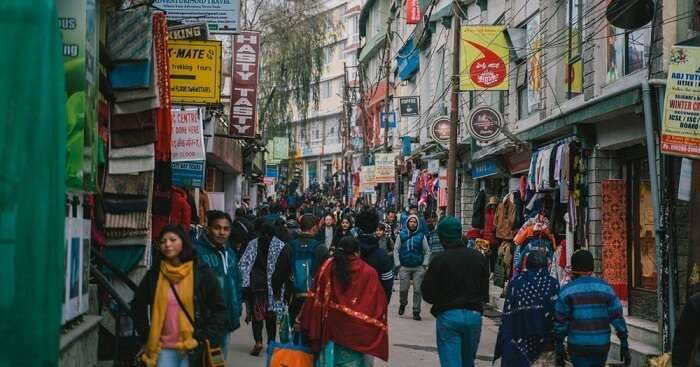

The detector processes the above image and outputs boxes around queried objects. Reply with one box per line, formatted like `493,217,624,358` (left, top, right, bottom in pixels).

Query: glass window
566,0,583,97
321,80,332,99
606,25,649,83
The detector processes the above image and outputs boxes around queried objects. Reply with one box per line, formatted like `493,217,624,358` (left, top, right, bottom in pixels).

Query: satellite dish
606,0,654,30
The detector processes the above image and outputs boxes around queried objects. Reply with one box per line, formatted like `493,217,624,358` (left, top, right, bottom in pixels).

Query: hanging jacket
193,234,243,333
483,207,497,245
471,190,486,229
395,215,430,268
494,194,517,240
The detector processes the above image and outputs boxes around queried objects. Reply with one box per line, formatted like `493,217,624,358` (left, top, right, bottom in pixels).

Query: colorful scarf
142,261,197,367
300,257,389,361
494,268,559,367
238,236,287,314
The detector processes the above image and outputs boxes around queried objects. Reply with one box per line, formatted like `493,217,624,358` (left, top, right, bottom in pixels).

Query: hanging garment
601,180,629,304
153,11,172,162
560,144,570,203
107,6,154,61
548,144,559,189
527,151,539,190
108,144,155,174
494,193,516,240
471,190,486,229
104,171,153,196
554,144,565,184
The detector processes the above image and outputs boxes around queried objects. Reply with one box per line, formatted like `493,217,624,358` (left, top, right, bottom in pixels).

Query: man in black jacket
355,208,394,302
421,216,489,367
673,291,700,367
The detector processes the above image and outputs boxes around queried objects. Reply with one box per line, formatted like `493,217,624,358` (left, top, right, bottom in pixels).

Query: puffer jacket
494,194,517,240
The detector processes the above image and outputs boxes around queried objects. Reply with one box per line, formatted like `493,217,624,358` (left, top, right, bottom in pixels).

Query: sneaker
413,313,422,321
398,304,406,316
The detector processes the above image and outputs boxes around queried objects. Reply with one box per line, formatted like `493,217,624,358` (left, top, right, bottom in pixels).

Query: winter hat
437,216,462,242
406,214,420,229
571,249,595,274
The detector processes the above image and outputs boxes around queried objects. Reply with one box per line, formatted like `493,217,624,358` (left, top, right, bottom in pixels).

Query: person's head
235,208,246,219
355,208,379,234
206,210,232,247
157,225,195,263
339,216,353,231
437,216,463,249
299,214,319,234
387,209,397,222
407,215,419,232
323,214,335,228
571,249,594,278
409,205,418,215
525,251,548,271
375,224,386,239
333,237,361,289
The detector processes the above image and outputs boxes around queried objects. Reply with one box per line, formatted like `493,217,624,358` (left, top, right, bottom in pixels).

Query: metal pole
446,3,460,216
381,12,394,208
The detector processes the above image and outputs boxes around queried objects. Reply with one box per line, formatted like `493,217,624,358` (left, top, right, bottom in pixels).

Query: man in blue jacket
395,214,431,320
193,210,243,359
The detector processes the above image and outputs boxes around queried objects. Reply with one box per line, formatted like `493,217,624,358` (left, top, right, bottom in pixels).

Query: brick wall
586,148,621,276
460,171,477,229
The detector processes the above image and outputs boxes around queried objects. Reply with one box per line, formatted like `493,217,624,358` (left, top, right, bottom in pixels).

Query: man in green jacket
194,210,243,359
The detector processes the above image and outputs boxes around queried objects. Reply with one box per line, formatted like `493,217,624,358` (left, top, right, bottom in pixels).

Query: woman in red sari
300,237,389,365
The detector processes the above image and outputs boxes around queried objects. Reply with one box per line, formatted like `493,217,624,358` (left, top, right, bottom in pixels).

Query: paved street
225,280,502,366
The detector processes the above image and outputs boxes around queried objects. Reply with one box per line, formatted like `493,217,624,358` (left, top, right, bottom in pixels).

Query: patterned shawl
238,236,287,314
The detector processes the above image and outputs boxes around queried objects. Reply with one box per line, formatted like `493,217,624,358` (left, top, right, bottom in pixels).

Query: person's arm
608,293,629,345
672,299,700,367
393,236,401,267
553,292,571,353
130,271,153,342
420,258,440,304
196,267,230,345
379,254,394,301
421,237,431,267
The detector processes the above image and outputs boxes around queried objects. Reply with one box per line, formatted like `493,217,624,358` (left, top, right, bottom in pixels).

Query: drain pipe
641,80,672,350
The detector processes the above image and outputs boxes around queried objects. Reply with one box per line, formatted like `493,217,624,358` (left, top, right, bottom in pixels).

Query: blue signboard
265,165,278,179
471,159,501,179
402,136,412,156
172,161,206,188
380,111,396,128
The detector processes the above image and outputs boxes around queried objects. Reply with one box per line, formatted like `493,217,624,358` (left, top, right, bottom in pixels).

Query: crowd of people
129,196,699,367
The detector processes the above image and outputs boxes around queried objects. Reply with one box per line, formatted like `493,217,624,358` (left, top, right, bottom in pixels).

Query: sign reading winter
171,108,206,162
168,40,222,104
230,31,260,138
459,26,509,91
154,0,240,33
661,45,700,159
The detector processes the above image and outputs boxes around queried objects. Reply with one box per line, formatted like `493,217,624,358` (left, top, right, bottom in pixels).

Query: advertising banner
380,111,397,128
526,15,541,114
171,108,206,162
169,40,222,104
400,97,419,116
661,46,700,159
459,26,509,91
230,32,260,138
374,153,395,183
172,161,206,188
406,0,421,24
154,0,240,33
168,23,210,41
361,166,376,193
266,165,279,179
273,136,289,160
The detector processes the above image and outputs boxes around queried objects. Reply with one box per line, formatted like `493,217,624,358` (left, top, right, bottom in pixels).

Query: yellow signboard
168,40,222,104
459,26,509,91
661,46,700,159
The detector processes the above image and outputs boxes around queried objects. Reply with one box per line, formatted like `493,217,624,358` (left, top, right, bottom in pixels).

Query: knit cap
571,249,594,274
437,216,462,242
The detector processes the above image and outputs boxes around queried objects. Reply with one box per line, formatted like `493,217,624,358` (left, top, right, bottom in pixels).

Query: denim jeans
399,266,426,314
436,309,482,367
157,349,189,367
221,332,231,359
570,356,607,367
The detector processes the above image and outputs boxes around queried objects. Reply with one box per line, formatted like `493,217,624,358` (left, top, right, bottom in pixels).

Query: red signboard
406,0,421,24
230,31,260,138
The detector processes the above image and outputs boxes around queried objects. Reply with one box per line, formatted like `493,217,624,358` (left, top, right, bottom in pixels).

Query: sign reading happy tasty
459,26,509,91
168,40,222,104
468,106,502,142
230,31,260,138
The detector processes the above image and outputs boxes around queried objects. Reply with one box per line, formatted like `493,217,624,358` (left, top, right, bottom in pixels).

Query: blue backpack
291,238,320,293
516,235,554,270
398,231,425,267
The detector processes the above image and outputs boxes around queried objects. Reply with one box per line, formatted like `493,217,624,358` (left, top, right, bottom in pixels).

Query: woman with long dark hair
331,216,356,250
300,237,389,366
131,225,228,367
238,221,293,356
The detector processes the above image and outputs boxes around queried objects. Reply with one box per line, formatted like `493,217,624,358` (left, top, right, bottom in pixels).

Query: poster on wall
230,31,260,138
171,108,206,162
154,0,240,33
661,45,700,159
79,218,91,315
526,14,541,114
459,26,509,91
172,161,206,188
169,40,222,104
374,153,395,183
360,166,376,193
57,0,98,190
62,217,81,323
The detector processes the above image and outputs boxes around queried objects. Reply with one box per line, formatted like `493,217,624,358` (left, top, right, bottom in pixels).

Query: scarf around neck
238,236,287,313
142,260,197,367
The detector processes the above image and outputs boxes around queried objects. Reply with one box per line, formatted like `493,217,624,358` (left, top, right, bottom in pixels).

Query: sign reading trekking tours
169,40,222,104
230,31,260,138
661,45,700,159
459,26,509,91
171,108,206,162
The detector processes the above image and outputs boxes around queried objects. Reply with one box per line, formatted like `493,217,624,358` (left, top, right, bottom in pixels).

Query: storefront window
606,25,649,84
637,179,657,290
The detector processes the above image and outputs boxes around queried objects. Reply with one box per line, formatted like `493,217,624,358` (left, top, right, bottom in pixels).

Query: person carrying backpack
288,214,329,323
394,214,431,320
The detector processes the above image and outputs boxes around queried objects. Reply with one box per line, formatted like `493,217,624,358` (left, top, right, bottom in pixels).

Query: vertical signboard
374,153,395,183
171,108,206,162
169,40,222,104
230,31,260,138
361,166,376,193
661,45,700,159
459,26,509,91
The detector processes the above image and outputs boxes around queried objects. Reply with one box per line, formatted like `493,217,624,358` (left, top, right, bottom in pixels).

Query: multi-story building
358,0,699,363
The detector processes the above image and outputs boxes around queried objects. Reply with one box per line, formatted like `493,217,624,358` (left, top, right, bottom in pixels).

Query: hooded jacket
193,234,243,333
357,232,394,302
394,214,431,268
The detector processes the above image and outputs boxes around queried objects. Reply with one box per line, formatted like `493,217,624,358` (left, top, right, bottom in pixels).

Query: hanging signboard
428,159,440,174
400,96,419,116
154,0,240,33
266,165,279,179
230,32,260,138
172,161,206,188
468,106,502,142
375,153,395,183
430,116,451,144
361,166,376,193
169,40,222,104
661,45,700,159
459,26,509,91
273,136,289,160
472,159,501,179
380,111,397,128
168,23,210,41
406,0,421,24
171,108,206,162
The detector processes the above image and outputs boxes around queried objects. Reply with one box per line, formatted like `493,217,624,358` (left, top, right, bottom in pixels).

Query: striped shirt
554,276,628,358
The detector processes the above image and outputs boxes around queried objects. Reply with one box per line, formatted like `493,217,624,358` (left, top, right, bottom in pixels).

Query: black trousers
288,295,306,326
252,314,277,344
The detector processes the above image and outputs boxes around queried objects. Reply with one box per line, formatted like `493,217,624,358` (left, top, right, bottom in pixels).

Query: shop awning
359,33,387,63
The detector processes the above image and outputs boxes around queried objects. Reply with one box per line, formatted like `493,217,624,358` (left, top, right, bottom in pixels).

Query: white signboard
154,0,240,33
171,108,206,162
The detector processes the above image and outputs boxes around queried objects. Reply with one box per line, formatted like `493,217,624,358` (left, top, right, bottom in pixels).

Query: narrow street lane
226,280,502,366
